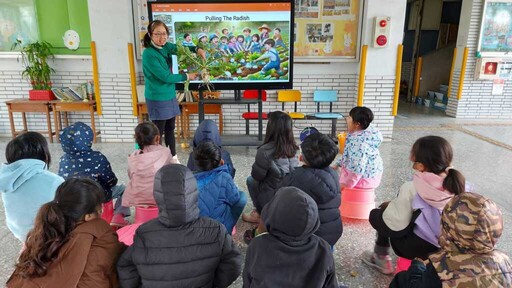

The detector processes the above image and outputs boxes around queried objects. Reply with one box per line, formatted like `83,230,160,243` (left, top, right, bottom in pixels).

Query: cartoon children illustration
209,34,219,49
182,33,195,47
254,39,282,75
243,27,252,48
219,35,231,55
197,33,208,50
258,24,271,43
273,27,287,49
228,35,239,53
236,35,246,52
248,34,262,53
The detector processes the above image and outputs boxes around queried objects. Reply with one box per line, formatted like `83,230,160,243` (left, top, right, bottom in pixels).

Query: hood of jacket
153,164,199,227
428,192,512,287
413,171,454,210
192,119,222,148
262,186,320,245
0,159,47,193
59,122,94,154
194,164,230,183
128,145,171,174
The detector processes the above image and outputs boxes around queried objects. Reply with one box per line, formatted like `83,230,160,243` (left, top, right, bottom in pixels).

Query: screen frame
147,0,294,90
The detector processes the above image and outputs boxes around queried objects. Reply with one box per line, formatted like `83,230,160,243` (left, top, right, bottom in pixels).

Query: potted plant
14,40,56,100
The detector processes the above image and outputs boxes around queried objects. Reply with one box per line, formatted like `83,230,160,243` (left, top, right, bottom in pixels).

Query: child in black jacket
278,132,342,247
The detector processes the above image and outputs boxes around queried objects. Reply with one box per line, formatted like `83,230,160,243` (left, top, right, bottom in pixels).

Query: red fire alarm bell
373,17,391,48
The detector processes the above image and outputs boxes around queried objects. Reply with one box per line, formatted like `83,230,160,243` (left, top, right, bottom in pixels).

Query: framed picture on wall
477,0,512,56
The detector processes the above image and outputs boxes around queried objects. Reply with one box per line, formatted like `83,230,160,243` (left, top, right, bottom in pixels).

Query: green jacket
142,43,189,101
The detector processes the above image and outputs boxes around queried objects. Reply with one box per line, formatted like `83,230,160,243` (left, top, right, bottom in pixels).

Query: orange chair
101,200,114,224
339,187,376,219
277,90,305,119
242,90,268,135
395,257,412,274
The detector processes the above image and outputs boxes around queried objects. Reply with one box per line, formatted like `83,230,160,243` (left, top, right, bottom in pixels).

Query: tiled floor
1,101,511,287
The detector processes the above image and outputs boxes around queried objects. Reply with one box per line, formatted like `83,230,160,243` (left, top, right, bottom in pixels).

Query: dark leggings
369,208,439,260
153,118,176,156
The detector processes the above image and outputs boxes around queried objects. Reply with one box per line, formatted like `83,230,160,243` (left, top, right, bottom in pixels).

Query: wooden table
5,99,55,143
50,100,100,143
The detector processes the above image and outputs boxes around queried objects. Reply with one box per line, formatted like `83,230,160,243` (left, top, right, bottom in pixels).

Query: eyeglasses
152,32,168,38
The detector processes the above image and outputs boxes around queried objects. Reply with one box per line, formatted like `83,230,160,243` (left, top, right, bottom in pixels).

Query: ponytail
143,32,152,48
16,202,74,278
443,168,466,196
135,122,160,151
14,178,104,278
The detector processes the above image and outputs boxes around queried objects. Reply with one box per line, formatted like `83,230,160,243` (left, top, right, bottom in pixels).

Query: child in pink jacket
123,122,174,207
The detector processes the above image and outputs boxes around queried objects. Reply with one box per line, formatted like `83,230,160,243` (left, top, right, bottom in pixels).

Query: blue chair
311,90,343,137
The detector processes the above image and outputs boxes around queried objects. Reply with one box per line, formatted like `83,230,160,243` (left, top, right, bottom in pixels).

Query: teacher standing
142,20,204,161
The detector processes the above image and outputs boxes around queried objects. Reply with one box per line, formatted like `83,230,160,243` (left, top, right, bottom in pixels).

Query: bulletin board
132,0,362,62
294,0,363,62
477,0,512,57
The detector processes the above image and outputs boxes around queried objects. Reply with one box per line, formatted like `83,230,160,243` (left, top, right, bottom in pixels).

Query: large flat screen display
148,0,294,90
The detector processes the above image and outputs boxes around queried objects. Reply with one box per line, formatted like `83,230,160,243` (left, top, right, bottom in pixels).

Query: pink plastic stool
339,188,375,219
395,257,412,274
101,200,114,224
134,206,159,224
232,226,236,236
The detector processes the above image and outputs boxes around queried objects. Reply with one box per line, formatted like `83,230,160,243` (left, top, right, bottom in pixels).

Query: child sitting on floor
0,132,64,243
123,122,173,207
187,119,236,178
243,187,339,288
117,164,242,287
334,106,383,189
243,111,299,224
58,121,130,227
194,140,247,234
362,136,466,275
390,192,512,287
278,132,342,247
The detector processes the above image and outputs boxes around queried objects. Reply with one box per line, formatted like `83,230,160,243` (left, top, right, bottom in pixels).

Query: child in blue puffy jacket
193,140,246,233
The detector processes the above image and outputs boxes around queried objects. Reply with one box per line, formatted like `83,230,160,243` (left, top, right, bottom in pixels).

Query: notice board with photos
132,0,362,62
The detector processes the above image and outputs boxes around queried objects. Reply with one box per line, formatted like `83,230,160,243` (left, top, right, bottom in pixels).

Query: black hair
228,35,236,41
15,178,104,278
6,132,51,168
184,33,190,39
264,39,276,47
143,20,170,48
252,33,260,42
264,111,299,158
301,133,338,168
194,140,221,171
274,27,281,32
411,136,465,196
237,35,244,41
349,106,374,130
134,122,160,151
222,28,229,33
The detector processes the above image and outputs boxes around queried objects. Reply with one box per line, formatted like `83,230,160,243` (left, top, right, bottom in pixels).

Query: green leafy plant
13,40,55,90
177,42,216,92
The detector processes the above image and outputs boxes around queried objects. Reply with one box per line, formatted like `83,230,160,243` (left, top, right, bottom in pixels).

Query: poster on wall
132,0,149,59
478,0,512,56
0,0,39,52
294,0,361,61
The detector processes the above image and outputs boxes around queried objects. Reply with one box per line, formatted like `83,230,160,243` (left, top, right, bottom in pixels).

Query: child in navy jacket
58,121,129,226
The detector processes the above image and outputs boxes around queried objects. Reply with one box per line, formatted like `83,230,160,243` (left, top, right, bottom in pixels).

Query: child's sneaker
361,250,394,275
242,209,260,223
171,155,180,164
111,214,129,227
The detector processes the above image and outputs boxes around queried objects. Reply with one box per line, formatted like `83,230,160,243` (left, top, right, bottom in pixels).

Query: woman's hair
143,20,169,48
135,122,160,150
5,132,51,168
194,140,221,171
411,136,465,196
252,34,260,42
15,178,104,278
264,111,299,158
349,106,374,130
